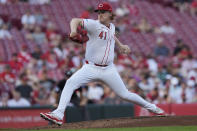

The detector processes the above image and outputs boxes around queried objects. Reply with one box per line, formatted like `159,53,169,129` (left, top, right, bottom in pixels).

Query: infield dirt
31,115,197,130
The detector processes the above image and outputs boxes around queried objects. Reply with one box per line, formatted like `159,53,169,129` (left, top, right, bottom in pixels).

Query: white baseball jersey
82,19,115,65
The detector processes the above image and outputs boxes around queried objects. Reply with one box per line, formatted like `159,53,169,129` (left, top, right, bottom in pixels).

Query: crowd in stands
173,0,197,16
0,0,50,5
149,0,197,16
0,0,197,108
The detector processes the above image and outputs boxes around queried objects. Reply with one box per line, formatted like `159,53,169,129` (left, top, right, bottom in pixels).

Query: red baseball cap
22,44,27,49
95,2,112,12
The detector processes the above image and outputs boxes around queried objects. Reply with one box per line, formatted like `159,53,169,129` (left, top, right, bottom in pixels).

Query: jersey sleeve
82,19,97,34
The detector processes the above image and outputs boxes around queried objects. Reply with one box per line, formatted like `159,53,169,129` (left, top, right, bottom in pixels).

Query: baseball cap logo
95,2,113,13
99,4,103,7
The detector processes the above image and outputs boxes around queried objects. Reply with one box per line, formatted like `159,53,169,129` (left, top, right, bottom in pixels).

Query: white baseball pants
53,63,155,119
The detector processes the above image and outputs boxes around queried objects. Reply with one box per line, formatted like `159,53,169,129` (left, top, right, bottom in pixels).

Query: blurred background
0,0,197,128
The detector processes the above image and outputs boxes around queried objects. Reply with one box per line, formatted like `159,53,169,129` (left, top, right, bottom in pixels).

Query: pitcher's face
98,10,112,23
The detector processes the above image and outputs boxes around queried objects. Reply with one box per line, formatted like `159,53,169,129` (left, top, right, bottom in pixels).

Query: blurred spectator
147,55,158,73
10,0,19,4
31,45,43,60
0,93,9,107
101,83,125,105
21,10,36,30
87,82,104,103
0,0,7,4
138,74,154,93
147,87,159,103
8,53,23,73
103,91,122,105
17,44,32,65
31,26,47,44
45,51,58,69
190,0,197,16
38,68,56,92
182,81,196,103
71,51,83,68
118,53,133,68
163,94,171,104
0,24,12,39
80,6,94,19
115,3,130,17
168,77,182,103
132,53,148,69
108,0,119,2
173,39,185,56
159,21,175,34
154,37,170,57
25,64,40,85
53,43,67,59
179,45,192,59
127,77,138,91
173,0,190,13
181,55,195,77
34,10,45,25
15,73,33,100
115,18,127,33
131,22,140,33
31,82,51,105
0,56,6,73
58,52,75,69
127,0,139,16
138,17,153,33
7,90,31,107
45,22,60,42
187,62,197,83
56,68,76,94
29,0,50,5
48,90,57,106
157,65,168,82
0,17,4,28
0,65,16,83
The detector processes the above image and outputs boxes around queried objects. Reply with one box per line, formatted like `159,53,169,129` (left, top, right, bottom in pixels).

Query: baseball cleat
152,106,165,115
40,112,63,126
147,105,165,115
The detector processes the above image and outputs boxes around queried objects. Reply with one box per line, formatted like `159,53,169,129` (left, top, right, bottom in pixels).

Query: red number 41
99,31,107,40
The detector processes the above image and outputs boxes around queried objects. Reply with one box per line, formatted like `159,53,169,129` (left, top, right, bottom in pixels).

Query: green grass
18,126,197,131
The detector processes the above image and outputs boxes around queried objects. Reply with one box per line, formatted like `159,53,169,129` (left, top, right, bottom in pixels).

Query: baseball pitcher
40,2,164,125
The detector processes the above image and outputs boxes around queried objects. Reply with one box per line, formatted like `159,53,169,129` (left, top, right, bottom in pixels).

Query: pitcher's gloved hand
69,26,89,44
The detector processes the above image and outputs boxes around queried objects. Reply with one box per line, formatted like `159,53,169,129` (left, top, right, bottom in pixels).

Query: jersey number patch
99,31,107,40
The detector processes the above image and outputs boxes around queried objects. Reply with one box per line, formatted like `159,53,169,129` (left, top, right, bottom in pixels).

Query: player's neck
100,21,110,28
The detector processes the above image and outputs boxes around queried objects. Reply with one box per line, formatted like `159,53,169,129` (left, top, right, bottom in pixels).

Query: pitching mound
33,115,197,130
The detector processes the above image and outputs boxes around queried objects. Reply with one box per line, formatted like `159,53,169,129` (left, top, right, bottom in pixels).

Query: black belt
85,60,108,67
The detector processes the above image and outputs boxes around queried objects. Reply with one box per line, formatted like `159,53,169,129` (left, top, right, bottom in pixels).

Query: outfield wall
0,103,197,128
65,104,134,123
135,103,197,116
0,104,134,128
0,106,52,128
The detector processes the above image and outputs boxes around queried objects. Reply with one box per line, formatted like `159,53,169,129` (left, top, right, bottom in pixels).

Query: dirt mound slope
33,115,197,130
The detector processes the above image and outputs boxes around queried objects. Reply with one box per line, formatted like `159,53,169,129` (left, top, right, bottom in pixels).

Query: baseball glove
69,26,89,44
